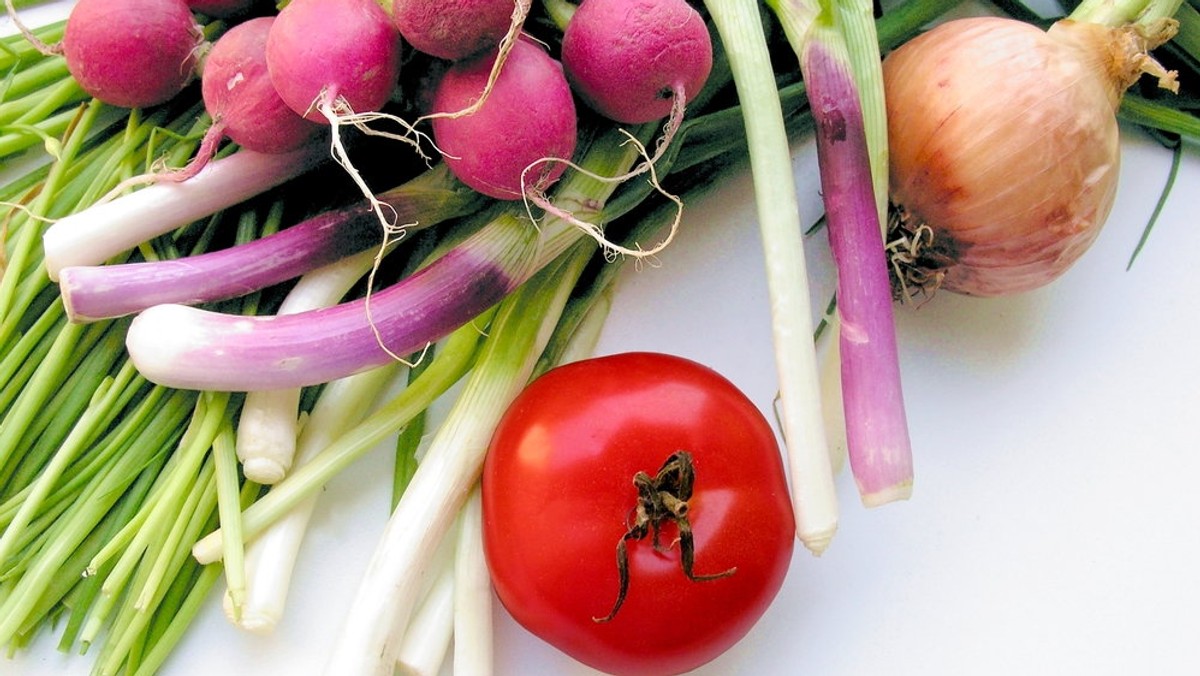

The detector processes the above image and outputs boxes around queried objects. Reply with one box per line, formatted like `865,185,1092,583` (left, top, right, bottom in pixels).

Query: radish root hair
415,0,533,127
522,87,688,264
3,0,63,55
307,89,444,368
0,201,56,223
363,215,422,364
341,110,438,162
312,92,409,236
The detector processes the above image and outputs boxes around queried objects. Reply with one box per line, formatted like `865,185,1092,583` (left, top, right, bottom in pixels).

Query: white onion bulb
883,16,1177,296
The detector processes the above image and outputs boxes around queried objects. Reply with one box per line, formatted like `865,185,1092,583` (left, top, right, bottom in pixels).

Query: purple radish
560,0,713,124
62,0,203,109
266,0,403,123
201,17,321,154
391,0,523,61
430,38,577,200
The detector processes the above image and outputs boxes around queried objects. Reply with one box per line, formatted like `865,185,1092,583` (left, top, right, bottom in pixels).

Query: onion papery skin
883,16,1127,297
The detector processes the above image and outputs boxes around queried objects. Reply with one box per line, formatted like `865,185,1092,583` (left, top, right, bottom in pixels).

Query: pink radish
62,0,203,109
187,0,259,18
265,0,403,124
201,16,321,154
265,0,407,229
391,0,521,61
87,16,322,197
430,38,577,200
560,0,712,125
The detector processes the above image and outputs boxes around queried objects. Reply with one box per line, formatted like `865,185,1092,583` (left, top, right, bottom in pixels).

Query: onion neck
1048,19,1179,108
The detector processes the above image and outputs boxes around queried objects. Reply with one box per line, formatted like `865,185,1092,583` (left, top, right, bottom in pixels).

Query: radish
265,0,403,125
96,16,323,195
560,0,713,125
187,0,259,18
547,0,712,258
266,0,407,228
430,38,577,200
201,17,321,155
61,0,203,109
392,0,522,61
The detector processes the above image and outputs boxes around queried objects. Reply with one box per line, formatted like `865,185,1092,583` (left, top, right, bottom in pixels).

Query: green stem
0,360,139,566
0,22,65,73
2,57,71,104
210,410,247,622
191,313,492,563
0,322,86,478
392,352,431,511
8,77,86,127
831,0,889,226
1070,0,1183,25
97,458,218,676
1120,92,1200,139
1127,140,1184,268
540,0,577,30
0,100,101,340
131,562,222,676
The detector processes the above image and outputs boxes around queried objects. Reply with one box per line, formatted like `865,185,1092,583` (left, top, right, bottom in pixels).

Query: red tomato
482,352,796,675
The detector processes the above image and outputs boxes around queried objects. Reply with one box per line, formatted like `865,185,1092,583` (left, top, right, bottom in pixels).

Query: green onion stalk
0,21,91,164
0,85,306,673
325,235,598,675
702,0,838,555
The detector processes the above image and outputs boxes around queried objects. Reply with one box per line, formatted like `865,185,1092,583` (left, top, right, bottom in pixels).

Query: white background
6,3,1200,675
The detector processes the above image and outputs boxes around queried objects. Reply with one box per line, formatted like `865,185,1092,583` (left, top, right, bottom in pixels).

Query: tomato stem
594,451,736,623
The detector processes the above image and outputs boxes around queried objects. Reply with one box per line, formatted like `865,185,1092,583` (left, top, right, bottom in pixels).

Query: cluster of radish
48,0,715,208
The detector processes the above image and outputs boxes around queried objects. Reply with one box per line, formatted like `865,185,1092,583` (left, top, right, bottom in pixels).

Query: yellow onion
882,15,1177,297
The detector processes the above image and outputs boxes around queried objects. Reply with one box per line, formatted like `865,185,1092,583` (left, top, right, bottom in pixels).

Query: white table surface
5,3,1200,675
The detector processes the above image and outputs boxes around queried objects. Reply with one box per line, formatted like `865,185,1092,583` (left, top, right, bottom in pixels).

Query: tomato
482,352,796,676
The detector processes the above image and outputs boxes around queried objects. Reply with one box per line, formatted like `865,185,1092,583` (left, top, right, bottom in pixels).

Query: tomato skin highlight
482,352,796,675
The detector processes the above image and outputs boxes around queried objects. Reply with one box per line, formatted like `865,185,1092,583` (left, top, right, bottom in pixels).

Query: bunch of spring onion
0,93,265,674
147,2,975,671
0,4,810,674
3,0,1198,674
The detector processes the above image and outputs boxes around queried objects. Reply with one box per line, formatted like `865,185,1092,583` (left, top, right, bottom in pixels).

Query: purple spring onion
801,21,912,505
770,0,913,505
58,166,483,322
61,204,379,321
125,215,534,391
125,126,644,392
42,142,326,280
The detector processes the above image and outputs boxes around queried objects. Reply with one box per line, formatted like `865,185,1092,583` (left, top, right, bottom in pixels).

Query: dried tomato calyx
593,450,737,623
